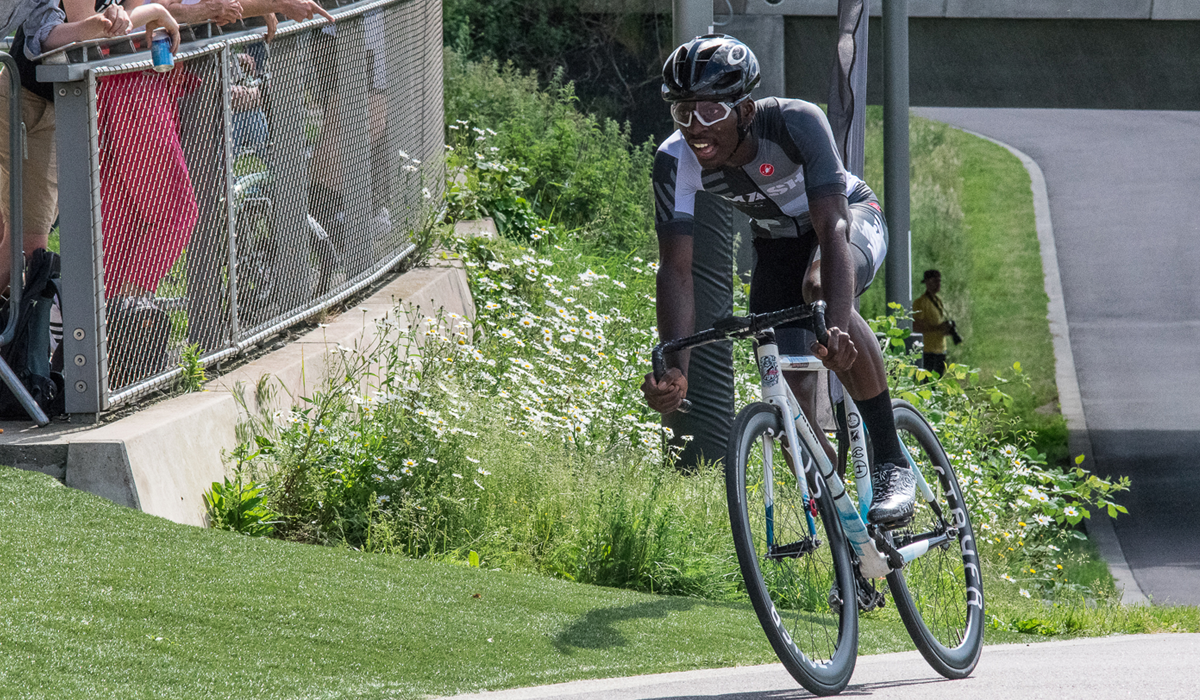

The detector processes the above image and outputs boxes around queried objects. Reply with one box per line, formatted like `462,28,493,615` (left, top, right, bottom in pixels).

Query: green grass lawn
0,467,900,699
4,467,1197,699
861,110,1067,461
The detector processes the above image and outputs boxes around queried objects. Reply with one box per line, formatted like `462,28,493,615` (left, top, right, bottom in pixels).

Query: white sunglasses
670,95,750,128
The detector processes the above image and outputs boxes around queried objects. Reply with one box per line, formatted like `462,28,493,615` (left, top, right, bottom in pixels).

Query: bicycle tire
885,400,984,678
727,402,858,696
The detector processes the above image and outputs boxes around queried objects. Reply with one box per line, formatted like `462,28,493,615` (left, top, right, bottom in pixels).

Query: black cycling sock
856,389,906,469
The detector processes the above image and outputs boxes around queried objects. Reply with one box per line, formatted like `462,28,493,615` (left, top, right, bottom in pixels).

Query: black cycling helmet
661,34,761,103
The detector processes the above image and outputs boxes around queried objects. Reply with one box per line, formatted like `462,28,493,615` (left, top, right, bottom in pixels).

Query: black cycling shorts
749,200,886,350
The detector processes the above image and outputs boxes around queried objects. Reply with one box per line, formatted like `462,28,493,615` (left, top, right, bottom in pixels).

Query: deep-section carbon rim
886,400,984,678
726,402,858,696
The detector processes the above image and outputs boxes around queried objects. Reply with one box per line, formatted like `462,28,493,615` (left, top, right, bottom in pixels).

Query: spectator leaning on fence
0,0,180,293
94,0,331,388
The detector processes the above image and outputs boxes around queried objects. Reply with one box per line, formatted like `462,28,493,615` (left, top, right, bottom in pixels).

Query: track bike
651,301,984,696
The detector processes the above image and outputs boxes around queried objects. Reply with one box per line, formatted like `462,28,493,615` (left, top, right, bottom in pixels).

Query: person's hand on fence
261,12,279,42
80,8,117,37
811,326,858,373
204,0,245,26
273,0,334,24
100,5,132,37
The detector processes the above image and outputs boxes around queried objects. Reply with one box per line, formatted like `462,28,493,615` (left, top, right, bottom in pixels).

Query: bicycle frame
650,302,953,580
756,337,944,579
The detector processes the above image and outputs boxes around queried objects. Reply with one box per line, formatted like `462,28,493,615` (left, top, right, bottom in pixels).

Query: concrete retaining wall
0,261,475,527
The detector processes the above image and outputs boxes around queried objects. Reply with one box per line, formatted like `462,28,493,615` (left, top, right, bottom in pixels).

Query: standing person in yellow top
912,269,958,376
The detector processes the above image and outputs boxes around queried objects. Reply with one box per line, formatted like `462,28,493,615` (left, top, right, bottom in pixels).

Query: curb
947,126,1149,606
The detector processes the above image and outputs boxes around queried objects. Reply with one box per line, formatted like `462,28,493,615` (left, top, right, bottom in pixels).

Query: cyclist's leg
805,202,914,525
749,236,837,464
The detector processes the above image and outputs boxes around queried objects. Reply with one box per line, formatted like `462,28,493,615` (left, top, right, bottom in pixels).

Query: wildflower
1033,514,1052,526
1001,573,1014,582
519,317,535,328
452,473,463,479
427,457,438,464
477,467,491,476
466,456,480,464
1063,506,1079,517
1019,589,1031,598
401,467,413,476
498,329,515,339
560,334,575,343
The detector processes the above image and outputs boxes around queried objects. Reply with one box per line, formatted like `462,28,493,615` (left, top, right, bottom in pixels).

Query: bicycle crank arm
896,532,954,563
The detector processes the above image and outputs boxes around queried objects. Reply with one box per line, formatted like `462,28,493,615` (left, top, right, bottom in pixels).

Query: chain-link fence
43,0,443,415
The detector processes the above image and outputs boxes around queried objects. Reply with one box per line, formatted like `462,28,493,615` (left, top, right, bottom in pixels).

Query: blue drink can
151,34,174,73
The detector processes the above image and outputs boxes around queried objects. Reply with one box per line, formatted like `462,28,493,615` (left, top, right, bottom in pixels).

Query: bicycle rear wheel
885,400,984,678
727,402,858,696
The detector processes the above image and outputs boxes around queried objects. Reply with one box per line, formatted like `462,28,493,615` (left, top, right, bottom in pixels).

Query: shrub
443,52,656,256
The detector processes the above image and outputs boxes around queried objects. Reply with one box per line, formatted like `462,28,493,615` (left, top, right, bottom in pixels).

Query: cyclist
640,34,915,527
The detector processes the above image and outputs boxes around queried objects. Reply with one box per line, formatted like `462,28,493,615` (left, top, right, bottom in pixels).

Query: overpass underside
785,15,1200,110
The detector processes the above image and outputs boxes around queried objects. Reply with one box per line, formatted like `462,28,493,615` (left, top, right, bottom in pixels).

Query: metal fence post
219,45,240,344
53,77,103,418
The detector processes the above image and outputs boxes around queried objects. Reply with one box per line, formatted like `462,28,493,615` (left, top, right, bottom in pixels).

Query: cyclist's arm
809,192,855,332
641,231,693,414
656,232,695,375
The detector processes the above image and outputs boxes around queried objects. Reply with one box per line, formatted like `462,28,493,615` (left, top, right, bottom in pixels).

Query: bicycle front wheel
727,402,858,696
886,400,984,678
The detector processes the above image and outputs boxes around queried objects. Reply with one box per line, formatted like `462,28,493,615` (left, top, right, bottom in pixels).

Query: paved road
914,108,1200,606
438,634,1200,699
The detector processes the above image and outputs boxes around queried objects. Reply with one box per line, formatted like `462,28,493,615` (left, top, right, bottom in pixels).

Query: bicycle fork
755,340,893,579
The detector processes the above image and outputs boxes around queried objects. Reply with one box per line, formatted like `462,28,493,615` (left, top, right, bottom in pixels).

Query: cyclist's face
675,99,752,168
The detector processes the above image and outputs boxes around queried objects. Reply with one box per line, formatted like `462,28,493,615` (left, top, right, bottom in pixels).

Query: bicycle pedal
867,525,906,570
768,536,821,560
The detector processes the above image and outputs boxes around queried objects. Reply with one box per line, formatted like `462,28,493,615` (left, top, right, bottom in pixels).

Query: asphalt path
437,634,1200,699
914,108,1200,606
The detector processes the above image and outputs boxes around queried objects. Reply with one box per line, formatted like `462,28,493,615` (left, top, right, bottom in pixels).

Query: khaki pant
0,78,59,238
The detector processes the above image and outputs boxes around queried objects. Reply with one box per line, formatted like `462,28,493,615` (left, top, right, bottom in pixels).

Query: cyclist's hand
641,368,688,415
811,326,858,373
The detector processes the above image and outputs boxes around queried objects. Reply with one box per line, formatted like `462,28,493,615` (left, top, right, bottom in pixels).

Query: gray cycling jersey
653,97,875,240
